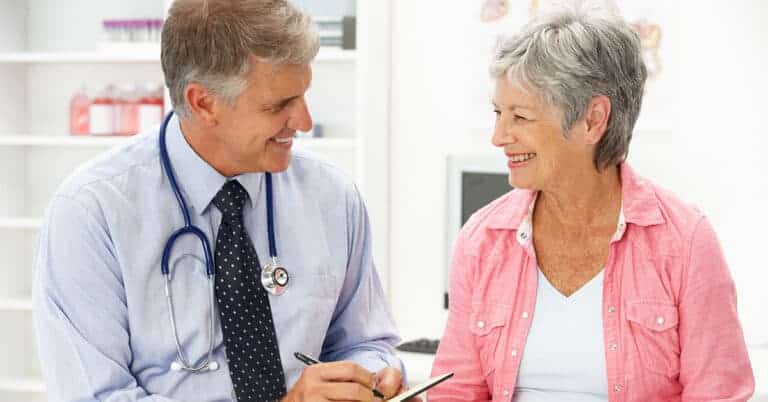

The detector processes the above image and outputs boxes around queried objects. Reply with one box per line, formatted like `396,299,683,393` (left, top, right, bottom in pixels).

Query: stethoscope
158,111,290,373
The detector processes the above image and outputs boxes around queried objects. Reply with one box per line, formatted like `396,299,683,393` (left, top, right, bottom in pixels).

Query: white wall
389,0,768,345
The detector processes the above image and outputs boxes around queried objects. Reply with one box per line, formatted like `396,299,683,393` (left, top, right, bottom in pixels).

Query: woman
429,10,754,402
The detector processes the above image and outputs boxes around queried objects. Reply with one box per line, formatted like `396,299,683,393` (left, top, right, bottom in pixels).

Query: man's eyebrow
263,95,300,108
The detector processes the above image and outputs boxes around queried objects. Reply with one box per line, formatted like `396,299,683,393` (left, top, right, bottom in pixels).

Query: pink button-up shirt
429,163,754,401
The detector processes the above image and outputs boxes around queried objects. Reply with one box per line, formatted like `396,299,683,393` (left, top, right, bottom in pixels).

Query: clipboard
386,372,454,401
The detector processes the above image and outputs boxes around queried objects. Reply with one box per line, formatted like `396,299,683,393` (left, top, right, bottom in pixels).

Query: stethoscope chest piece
170,360,219,372
261,263,290,295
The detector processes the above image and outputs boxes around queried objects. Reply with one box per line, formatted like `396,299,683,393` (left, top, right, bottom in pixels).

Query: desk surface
398,346,768,400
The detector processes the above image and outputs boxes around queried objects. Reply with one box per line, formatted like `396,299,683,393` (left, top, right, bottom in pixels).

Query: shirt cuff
350,351,407,383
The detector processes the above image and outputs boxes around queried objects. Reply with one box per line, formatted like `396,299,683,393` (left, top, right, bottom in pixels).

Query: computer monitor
444,154,511,308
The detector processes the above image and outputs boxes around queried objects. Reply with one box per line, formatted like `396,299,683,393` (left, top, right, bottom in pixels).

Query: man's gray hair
490,10,647,170
161,0,320,118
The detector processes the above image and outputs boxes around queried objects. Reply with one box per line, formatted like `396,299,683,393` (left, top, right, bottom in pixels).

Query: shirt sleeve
33,195,183,402
428,227,491,402
318,184,404,377
678,216,755,401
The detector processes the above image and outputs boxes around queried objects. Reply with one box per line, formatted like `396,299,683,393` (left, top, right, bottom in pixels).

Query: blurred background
0,0,765,400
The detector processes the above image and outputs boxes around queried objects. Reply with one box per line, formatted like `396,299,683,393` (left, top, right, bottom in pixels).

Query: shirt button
521,311,529,319
607,306,615,313
656,316,665,325
477,320,485,329
502,389,510,396
510,349,518,357
614,384,622,392
609,343,618,351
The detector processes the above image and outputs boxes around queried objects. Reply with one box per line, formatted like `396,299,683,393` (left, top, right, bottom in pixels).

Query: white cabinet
0,0,390,400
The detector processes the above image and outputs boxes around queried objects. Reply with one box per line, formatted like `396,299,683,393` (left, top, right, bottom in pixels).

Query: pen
294,352,385,399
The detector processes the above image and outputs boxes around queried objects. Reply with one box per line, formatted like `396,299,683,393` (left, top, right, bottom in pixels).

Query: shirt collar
618,162,665,227
165,113,265,215
485,162,664,242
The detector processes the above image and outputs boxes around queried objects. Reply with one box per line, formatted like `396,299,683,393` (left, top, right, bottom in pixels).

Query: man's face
210,60,313,174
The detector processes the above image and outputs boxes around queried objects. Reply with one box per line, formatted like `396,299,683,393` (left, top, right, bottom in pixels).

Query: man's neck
179,118,244,177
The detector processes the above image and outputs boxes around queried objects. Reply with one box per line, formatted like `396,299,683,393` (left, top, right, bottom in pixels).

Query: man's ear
583,95,611,145
185,83,219,127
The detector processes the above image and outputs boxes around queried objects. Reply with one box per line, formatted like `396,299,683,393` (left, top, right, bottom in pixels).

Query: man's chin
263,155,292,173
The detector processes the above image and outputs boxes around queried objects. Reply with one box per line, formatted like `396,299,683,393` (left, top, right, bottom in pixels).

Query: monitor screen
461,172,511,225
445,155,511,309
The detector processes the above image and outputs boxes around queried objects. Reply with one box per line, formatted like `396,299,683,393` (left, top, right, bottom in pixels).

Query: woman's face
491,76,592,190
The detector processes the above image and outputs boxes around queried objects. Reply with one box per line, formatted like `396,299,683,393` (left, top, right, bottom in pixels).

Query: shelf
0,50,160,64
0,134,355,150
315,48,357,62
0,218,43,230
0,47,356,64
0,377,46,393
294,137,357,151
0,298,33,311
0,135,131,148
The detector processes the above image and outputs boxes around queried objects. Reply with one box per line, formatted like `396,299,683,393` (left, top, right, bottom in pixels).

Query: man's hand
282,361,378,402
373,367,423,402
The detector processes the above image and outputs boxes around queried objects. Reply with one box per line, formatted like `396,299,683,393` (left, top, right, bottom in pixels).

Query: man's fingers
318,361,375,388
320,381,375,402
373,367,403,398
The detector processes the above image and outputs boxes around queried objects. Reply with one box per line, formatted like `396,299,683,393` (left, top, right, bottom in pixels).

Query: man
33,1,408,401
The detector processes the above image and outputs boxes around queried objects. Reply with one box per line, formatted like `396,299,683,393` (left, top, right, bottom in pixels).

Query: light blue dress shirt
33,114,402,402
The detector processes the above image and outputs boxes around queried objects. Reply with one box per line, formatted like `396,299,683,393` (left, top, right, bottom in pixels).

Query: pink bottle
89,85,116,136
138,82,164,132
69,86,90,135
116,83,139,136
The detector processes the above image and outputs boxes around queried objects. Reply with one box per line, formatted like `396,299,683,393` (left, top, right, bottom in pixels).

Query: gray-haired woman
429,10,754,401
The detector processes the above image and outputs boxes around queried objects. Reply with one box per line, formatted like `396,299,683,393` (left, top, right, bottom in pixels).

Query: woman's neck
535,164,622,229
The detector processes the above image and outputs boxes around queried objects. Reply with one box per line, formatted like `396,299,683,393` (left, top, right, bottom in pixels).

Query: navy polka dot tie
213,180,286,401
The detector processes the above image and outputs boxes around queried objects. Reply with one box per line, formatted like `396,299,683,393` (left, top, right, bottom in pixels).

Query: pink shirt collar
486,162,665,234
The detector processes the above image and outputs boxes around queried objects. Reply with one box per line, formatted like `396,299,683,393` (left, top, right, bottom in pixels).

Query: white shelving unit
0,0,390,400
0,134,356,150
0,298,34,311
0,47,356,64
0,0,396,402
0,218,43,229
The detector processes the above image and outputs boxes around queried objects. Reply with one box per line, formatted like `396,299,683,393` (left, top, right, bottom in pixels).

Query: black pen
294,352,385,399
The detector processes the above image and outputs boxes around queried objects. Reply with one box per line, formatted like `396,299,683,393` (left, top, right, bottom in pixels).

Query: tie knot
213,180,248,219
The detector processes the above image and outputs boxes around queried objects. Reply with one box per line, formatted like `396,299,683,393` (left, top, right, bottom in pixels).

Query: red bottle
69,86,90,135
116,83,139,135
90,85,116,135
138,82,164,132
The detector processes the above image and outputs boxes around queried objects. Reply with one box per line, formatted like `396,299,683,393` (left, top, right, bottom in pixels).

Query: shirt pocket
468,303,511,378
626,300,681,378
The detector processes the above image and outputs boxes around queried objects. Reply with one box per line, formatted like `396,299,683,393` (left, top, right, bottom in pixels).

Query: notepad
387,372,454,401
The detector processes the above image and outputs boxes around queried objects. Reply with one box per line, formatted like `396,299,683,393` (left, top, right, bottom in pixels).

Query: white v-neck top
513,268,609,401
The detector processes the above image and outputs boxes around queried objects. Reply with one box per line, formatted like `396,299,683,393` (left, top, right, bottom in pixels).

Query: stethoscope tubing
157,111,287,373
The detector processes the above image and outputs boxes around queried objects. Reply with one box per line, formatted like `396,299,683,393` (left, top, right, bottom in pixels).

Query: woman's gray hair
161,0,320,118
490,9,647,170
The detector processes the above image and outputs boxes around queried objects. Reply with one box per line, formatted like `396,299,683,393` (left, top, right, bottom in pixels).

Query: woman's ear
584,95,611,145
185,83,219,127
